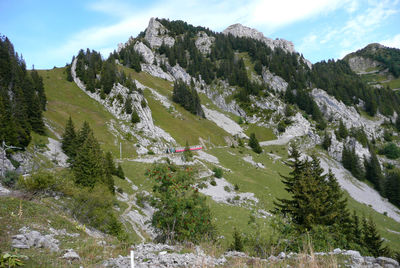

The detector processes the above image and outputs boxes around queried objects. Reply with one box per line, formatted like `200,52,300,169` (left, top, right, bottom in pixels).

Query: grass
144,90,230,146
384,77,400,89
244,124,276,141
39,67,137,159
0,196,133,267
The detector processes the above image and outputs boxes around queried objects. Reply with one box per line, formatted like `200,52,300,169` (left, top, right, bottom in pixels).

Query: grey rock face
312,88,383,140
223,23,295,53
348,56,381,74
376,257,399,267
12,228,59,252
168,64,191,84
262,68,288,92
134,42,154,64
144,18,175,48
195,32,215,55
141,63,174,81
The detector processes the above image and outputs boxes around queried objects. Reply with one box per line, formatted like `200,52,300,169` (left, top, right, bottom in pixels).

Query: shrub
248,133,262,154
230,227,244,252
380,143,400,159
71,184,124,237
148,163,215,243
234,184,239,191
210,180,217,186
131,111,140,124
212,167,223,178
224,185,231,192
1,171,19,188
18,171,57,192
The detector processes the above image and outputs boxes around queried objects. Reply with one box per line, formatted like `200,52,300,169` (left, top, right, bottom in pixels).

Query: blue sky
1,0,399,69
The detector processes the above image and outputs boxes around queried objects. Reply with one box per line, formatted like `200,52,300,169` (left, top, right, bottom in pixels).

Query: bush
18,171,57,192
72,184,124,237
234,184,239,191
1,171,19,188
148,163,215,243
230,227,244,251
212,167,223,178
131,111,140,124
380,143,400,159
210,180,217,186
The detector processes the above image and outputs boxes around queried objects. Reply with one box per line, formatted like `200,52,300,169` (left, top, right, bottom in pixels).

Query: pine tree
364,147,383,191
322,131,332,150
362,217,390,257
248,133,262,154
104,151,117,175
76,121,92,149
384,171,400,207
336,120,348,140
131,111,140,124
73,132,105,188
61,116,77,159
115,164,125,179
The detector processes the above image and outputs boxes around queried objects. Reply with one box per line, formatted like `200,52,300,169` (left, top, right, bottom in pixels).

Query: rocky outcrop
328,132,370,162
223,23,295,53
347,56,381,74
140,63,174,81
262,68,288,92
168,64,191,84
202,105,247,138
134,42,154,64
144,18,175,48
195,32,215,55
12,227,60,252
312,88,384,139
71,58,176,153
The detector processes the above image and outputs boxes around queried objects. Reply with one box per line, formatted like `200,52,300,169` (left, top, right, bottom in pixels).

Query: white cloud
381,34,400,49
298,0,399,62
48,0,354,62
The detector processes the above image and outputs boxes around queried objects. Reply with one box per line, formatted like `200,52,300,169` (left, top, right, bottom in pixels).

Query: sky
1,0,400,69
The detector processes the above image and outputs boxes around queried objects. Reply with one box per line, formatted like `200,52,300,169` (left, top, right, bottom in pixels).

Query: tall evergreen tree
61,116,77,159
248,133,262,154
364,147,383,191
362,217,390,257
73,132,105,188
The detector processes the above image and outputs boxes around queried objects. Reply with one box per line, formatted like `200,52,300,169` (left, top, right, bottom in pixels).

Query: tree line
0,35,46,149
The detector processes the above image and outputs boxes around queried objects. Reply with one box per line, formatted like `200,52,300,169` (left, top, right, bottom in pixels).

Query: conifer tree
76,121,92,149
61,116,77,159
362,217,390,257
73,132,105,188
364,147,383,191
104,151,117,175
248,133,262,154
336,120,348,140
322,131,332,150
115,164,125,179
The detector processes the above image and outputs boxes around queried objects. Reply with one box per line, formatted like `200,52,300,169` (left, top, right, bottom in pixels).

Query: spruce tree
336,120,348,140
104,151,117,175
322,131,332,150
115,164,125,179
73,132,104,188
364,147,383,191
61,116,77,159
248,133,262,154
362,217,390,257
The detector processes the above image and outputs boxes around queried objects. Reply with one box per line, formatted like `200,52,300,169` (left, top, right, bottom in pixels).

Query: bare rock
195,32,215,55
134,42,154,64
141,63,174,81
61,249,80,261
144,18,175,48
168,64,191,84
12,228,59,252
376,257,399,268
347,56,381,74
223,23,295,53
262,68,288,92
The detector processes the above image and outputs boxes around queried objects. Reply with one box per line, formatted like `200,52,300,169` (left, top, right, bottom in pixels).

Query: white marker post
130,250,134,268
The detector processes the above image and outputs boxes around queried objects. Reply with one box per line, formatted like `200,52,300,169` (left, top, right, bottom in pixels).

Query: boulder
61,249,81,261
12,228,59,252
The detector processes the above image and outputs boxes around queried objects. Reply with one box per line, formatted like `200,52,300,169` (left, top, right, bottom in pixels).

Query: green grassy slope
37,67,400,252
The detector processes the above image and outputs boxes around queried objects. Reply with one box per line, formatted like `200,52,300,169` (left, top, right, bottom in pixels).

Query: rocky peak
144,17,175,48
223,23,295,54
